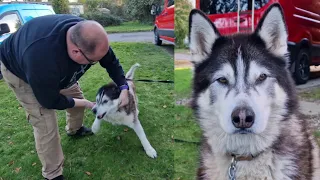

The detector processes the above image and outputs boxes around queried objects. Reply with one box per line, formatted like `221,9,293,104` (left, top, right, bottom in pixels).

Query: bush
80,11,123,26
84,0,100,12
99,0,127,21
175,0,193,48
124,0,161,23
83,0,127,21
52,0,70,14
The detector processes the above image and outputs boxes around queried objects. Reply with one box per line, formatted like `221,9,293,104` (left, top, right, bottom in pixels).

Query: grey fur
189,5,320,180
91,63,157,158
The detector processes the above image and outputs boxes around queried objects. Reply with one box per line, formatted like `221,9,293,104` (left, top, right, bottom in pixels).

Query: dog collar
228,151,263,161
119,84,129,90
231,154,254,161
227,153,261,180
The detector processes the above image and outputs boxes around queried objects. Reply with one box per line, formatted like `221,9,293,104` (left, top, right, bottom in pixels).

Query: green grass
174,69,192,100
0,42,174,179
105,21,153,33
174,48,190,54
299,88,320,100
173,68,200,180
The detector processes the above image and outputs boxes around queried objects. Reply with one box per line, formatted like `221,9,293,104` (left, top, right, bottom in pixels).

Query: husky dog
188,4,320,180
91,63,157,158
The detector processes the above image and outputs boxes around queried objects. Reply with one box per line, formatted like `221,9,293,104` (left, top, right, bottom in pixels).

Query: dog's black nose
92,108,97,115
231,106,255,129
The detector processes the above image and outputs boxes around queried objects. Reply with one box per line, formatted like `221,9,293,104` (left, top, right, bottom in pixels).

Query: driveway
108,31,154,43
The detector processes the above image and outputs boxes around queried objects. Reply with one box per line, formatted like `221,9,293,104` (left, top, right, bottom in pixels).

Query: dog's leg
131,120,157,158
92,118,102,134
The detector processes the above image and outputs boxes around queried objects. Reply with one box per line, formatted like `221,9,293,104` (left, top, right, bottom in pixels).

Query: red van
196,0,320,84
151,0,175,46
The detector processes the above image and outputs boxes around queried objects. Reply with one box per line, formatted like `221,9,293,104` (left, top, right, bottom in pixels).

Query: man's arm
26,71,75,110
23,48,80,110
99,47,128,90
99,46,129,107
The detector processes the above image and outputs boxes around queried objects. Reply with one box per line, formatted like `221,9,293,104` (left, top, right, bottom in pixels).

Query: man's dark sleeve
99,47,128,87
23,48,75,110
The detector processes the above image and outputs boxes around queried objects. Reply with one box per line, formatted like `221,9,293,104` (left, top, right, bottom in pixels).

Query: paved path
108,31,153,43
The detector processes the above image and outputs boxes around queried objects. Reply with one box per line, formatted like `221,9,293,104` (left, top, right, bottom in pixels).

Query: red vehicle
151,0,175,46
196,0,320,84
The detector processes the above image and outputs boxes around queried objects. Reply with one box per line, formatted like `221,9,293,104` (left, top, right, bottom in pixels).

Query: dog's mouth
234,129,254,134
97,112,106,119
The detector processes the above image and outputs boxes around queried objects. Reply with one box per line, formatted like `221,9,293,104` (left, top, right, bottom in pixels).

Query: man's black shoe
45,175,64,180
67,126,93,137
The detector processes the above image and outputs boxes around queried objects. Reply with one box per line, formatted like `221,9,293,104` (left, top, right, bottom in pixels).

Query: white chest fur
202,151,296,180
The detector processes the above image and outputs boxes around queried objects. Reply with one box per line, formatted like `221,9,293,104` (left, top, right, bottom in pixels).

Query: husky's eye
257,74,267,82
103,100,108,104
217,77,228,85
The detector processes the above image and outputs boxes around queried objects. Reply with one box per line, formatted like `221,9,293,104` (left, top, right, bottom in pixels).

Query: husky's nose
231,107,255,129
92,108,97,115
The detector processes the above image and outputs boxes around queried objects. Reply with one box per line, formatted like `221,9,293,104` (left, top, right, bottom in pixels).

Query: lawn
174,48,190,54
174,69,193,100
0,42,174,179
105,21,153,33
299,88,320,100
174,68,201,180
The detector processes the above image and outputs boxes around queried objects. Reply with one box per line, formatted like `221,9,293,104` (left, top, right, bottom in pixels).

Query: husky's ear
189,9,220,64
254,4,288,58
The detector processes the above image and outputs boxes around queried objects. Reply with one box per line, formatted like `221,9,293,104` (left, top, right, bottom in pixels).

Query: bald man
0,15,129,179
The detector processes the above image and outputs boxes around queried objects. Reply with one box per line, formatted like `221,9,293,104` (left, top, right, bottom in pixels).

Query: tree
175,0,193,48
52,0,70,14
124,0,161,23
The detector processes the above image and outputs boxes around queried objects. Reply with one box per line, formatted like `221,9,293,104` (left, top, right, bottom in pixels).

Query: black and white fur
91,63,157,158
189,4,320,179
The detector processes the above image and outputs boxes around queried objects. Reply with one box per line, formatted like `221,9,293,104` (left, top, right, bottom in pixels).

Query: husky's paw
91,121,100,134
145,147,157,158
91,125,99,134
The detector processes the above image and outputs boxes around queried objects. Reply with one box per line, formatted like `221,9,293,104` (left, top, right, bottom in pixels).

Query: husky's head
92,83,120,119
189,4,298,155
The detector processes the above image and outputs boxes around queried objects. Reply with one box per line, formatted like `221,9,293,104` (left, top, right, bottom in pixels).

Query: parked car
151,0,175,46
0,2,55,80
196,0,320,84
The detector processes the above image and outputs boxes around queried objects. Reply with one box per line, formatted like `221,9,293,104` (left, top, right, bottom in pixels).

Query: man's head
66,20,109,65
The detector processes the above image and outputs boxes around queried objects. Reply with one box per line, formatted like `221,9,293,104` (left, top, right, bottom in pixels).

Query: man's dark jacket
0,14,127,110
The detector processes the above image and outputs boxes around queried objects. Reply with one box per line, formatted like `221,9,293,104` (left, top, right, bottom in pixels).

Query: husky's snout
92,107,97,114
97,112,106,119
92,106,106,119
231,106,255,130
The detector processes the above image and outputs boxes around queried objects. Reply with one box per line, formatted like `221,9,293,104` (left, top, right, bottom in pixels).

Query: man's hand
118,89,129,108
74,98,95,109
85,100,96,109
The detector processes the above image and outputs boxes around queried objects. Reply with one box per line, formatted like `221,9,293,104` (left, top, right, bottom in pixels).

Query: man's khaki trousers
1,63,85,179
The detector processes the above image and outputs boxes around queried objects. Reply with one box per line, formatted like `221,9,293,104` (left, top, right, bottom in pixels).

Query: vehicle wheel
293,48,310,84
154,28,162,46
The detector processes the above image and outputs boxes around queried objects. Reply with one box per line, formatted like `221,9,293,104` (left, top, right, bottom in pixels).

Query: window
36,9,55,16
200,0,269,15
157,0,165,14
168,0,174,7
0,13,21,34
21,10,39,22
250,0,269,10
